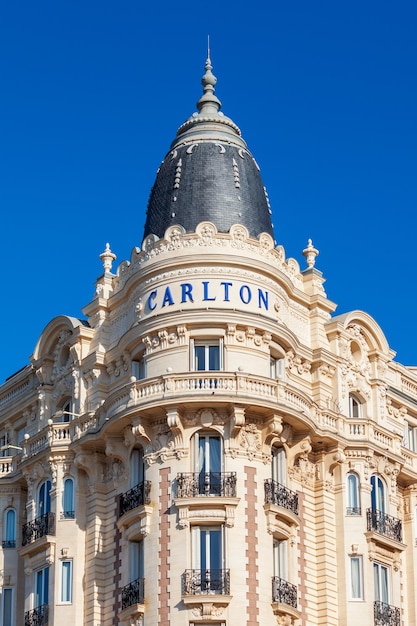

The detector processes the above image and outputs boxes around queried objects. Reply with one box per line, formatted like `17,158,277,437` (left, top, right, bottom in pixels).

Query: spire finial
196,40,221,114
302,238,319,269
100,242,116,273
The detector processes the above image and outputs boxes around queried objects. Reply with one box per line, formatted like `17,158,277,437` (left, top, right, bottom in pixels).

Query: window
349,395,362,418
370,475,386,513
403,422,417,452
192,340,223,371
191,525,224,592
3,509,16,548
62,478,75,519
60,400,73,422
194,432,222,494
346,473,361,515
131,359,146,380
130,541,144,582
35,567,49,608
270,357,285,379
273,539,288,580
2,588,13,626
271,446,286,486
60,560,72,603
374,562,390,604
130,448,144,488
38,480,51,516
350,556,363,600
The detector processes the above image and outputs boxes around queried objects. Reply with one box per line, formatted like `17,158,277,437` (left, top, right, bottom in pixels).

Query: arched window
346,473,361,515
349,395,362,418
3,509,16,548
371,475,386,513
62,478,75,519
38,480,51,516
61,400,72,423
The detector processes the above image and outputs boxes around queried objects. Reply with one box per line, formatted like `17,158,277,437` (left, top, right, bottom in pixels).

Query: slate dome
143,55,274,242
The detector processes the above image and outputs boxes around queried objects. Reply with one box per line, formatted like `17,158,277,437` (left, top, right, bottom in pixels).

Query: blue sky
1,1,416,383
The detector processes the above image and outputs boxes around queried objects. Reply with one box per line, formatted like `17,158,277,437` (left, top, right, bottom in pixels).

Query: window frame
59,560,73,604
349,394,362,418
373,561,390,604
1,587,14,626
3,508,16,548
370,474,387,514
349,556,364,601
346,472,361,515
273,538,288,581
62,477,75,519
190,339,223,372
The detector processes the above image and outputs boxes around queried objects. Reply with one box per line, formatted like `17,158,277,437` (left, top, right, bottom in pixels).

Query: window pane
195,346,206,371
61,561,72,603
2,588,13,626
5,510,15,542
350,557,362,599
208,346,219,370
347,474,359,509
63,479,74,515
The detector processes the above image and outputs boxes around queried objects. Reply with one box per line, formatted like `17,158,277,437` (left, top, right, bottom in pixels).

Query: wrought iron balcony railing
182,569,230,595
374,600,401,626
272,576,298,608
366,508,402,543
22,513,55,546
176,472,237,498
264,479,299,515
24,604,49,626
119,481,151,518
2,539,16,548
346,506,362,516
61,510,75,519
121,577,145,610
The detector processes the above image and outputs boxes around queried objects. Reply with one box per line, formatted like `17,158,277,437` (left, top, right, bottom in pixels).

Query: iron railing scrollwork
121,577,145,610
366,508,402,543
182,569,230,595
346,507,361,516
24,604,49,626
272,576,298,608
119,481,151,517
22,513,55,546
176,472,237,498
374,600,400,626
264,479,299,515
2,539,16,548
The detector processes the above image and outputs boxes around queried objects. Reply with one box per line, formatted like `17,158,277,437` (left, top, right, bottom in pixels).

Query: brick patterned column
245,465,259,625
158,467,170,625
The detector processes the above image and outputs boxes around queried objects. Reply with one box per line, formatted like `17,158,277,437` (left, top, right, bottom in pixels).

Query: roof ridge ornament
196,41,222,115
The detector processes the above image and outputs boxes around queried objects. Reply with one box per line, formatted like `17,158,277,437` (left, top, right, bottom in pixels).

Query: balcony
182,569,230,596
121,577,145,610
374,601,400,626
117,482,152,539
119,481,151,517
25,604,49,626
366,509,402,543
272,576,298,608
176,472,237,498
22,513,55,547
264,479,298,515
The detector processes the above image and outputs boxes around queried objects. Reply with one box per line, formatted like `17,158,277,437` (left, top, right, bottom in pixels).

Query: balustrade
22,513,55,546
272,576,298,608
366,509,402,543
374,600,400,626
121,577,145,610
24,604,48,626
119,481,151,517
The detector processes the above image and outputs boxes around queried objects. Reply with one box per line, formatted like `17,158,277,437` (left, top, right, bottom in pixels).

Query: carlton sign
142,280,271,316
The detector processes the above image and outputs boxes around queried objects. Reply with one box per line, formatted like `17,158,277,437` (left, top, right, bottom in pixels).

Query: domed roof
142,55,274,242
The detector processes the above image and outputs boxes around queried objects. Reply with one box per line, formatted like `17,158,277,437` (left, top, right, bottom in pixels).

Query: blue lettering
148,290,158,311
239,285,252,304
181,283,194,303
258,289,269,310
162,286,174,307
220,281,232,301
203,281,216,301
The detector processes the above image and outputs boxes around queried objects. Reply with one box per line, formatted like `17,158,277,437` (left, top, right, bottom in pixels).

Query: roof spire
196,40,222,114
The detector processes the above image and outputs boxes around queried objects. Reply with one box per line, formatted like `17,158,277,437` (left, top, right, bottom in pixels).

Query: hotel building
1,55,417,626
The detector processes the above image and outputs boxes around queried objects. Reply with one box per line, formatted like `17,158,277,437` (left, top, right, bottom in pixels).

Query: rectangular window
2,588,13,626
273,539,288,580
60,561,72,603
191,340,223,371
131,360,146,380
350,556,363,600
130,541,144,582
36,567,49,608
191,525,224,593
374,562,390,604
404,423,417,452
